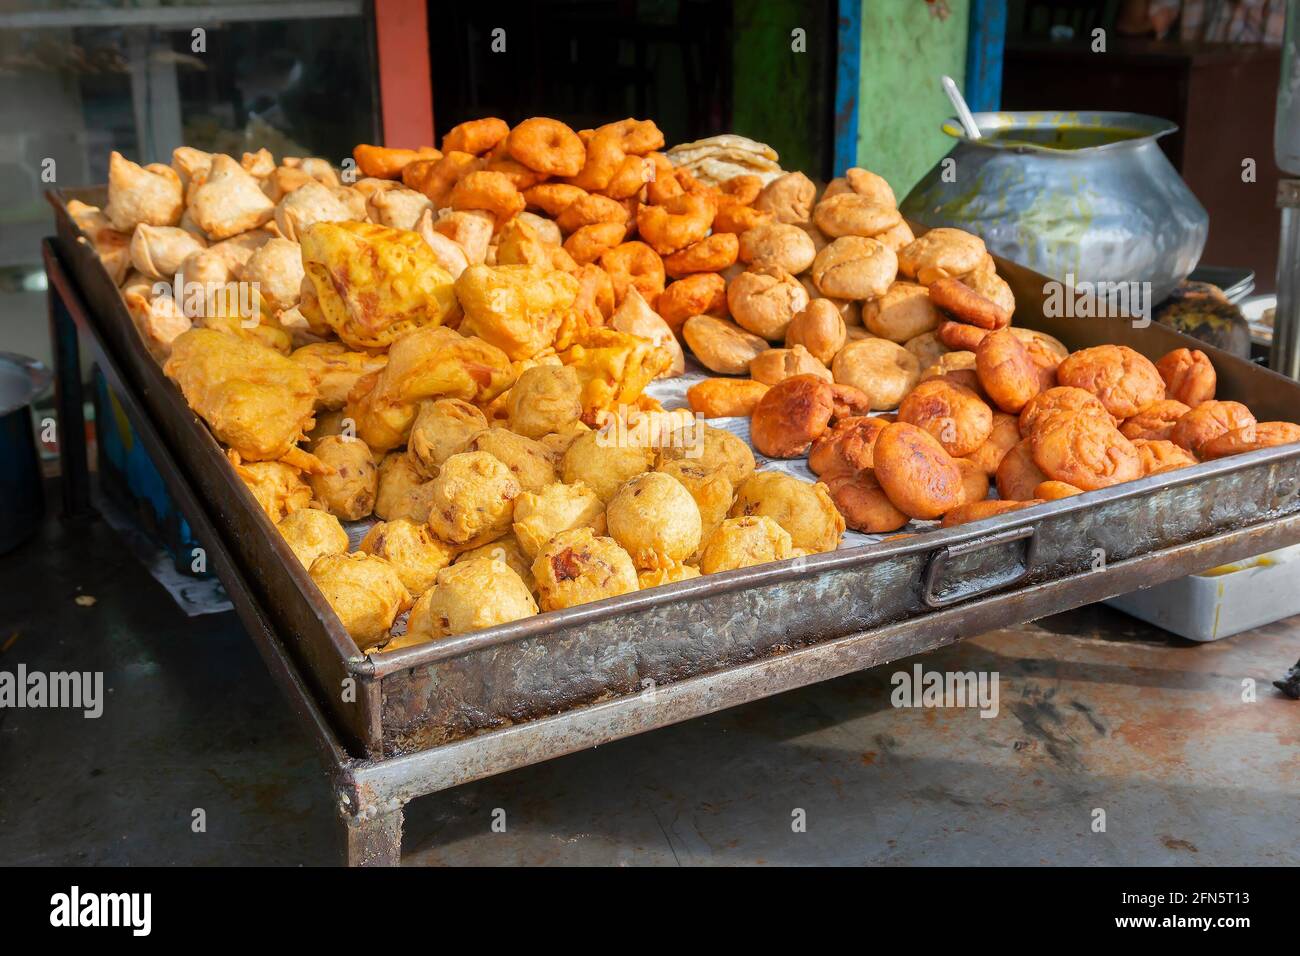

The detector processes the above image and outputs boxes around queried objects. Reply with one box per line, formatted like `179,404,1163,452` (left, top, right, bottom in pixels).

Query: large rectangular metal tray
50,186,1300,761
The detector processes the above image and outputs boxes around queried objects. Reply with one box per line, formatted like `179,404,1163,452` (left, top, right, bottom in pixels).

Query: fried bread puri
729,471,844,553
465,427,556,493
1200,421,1300,458
561,428,654,502
995,438,1048,501
1018,386,1113,436
511,480,607,559
831,338,920,410
1169,400,1256,457
937,320,988,352
897,378,993,457
654,459,735,557
975,328,1041,414
862,282,941,343
683,315,770,375
898,228,987,278
872,422,964,519
531,527,639,611
1155,347,1216,407
1132,438,1198,475
727,266,809,340
425,450,522,547
309,551,411,648
277,507,348,569
821,468,909,533
1119,399,1192,441
808,415,887,475
698,515,795,574
506,364,582,438
1030,411,1141,490
310,435,379,520
785,298,847,364
358,518,457,595
749,345,832,386
963,411,1020,476
811,236,898,300
404,557,538,643
1056,345,1164,419
607,472,703,570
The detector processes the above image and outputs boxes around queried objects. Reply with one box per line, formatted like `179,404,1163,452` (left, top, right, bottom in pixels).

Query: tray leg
342,806,404,867
46,270,92,519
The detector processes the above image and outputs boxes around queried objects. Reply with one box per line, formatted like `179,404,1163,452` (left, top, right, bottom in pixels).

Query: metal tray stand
46,187,1300,864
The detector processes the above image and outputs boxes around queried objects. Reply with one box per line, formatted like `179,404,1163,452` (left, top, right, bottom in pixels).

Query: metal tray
49,187,1300,762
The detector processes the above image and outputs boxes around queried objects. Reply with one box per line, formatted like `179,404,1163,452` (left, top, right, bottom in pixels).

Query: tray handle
922,524,1039,608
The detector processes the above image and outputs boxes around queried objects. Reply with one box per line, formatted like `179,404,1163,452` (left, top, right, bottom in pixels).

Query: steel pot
0,352,52,553
901,111,1208,305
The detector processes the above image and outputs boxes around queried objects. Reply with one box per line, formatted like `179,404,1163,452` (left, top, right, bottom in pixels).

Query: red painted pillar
374,0,435,148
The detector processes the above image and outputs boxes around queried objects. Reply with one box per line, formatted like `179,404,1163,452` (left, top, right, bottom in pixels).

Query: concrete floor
1,505,1297,866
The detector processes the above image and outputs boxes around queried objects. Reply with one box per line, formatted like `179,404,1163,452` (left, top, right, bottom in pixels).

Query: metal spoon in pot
941,75,981,140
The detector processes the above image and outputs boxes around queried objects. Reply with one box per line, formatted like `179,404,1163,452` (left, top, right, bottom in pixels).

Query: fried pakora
606,472,703,570
531,527,640,611
404,558,538,643
165,328,316,461
276,507,349,568
358,518,457,595
698,515,795,574
300,221,457,349
425,451,522,547
309,551,411,649
729,471,844,553
309,435,378,520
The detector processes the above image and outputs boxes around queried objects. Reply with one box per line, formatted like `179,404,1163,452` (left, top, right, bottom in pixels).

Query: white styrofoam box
1105,543,1300,642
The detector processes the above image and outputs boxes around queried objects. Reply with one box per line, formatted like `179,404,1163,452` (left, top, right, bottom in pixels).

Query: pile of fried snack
70,114,1300,654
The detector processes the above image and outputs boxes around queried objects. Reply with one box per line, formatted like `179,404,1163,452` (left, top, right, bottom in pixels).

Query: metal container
901,111,1208,306
1272,179,1300,379
0,352,51,553
48,188,1300,764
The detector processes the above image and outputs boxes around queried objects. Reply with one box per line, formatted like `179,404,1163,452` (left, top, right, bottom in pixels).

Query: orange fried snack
750,374,837,459
822,468,909,534
808,416,888,475
872,421,964,519
897,377,993,457
1056,344,1164,419
1119,399,1192,441
975,328,1041,414
995,438,1048,501
1132,438,1198,475
1199,421,1300,459
1155,347,1216,407
353,144,440,180
1168,400,1256,457
1030,411,1141,491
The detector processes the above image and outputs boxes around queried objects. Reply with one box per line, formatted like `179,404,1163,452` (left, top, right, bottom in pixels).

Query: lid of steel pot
0,352,53,416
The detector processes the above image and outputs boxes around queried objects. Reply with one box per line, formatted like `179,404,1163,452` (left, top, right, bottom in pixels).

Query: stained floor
1,507,1296,866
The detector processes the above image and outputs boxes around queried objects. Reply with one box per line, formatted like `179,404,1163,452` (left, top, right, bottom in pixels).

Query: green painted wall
856,0,970,199
731,0,825,176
